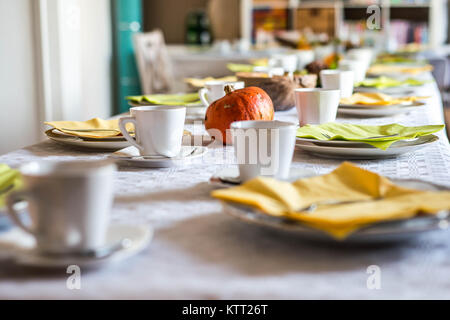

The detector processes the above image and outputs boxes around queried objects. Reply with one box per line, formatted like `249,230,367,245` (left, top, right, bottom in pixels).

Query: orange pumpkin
205,85,274,144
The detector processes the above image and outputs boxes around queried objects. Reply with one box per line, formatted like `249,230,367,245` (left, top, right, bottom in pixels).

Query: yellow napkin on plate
45,118,127,139
126,93,201,106
368,64,433,75
296,122,444,150
212,162,450,239
340,92,430,106
184,76,238,88
45,118,191,139
0,164,22,208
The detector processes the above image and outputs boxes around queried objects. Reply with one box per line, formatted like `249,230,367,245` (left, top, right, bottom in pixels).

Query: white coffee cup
230,120,297,182
295,49,315,70
294,88,340,126
320,69,354,98
6,160,116,254
346,47,373,69
199,81,245,107
119,106,186,157
338,59,368,83
269,54,298,74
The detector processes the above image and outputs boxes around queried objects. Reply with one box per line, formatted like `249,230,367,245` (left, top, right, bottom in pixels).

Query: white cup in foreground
119,106,186,157
320,69,354,98
294,88,340,126
198,81,245,107
6,160,116,254
230,120,297,182
338,59,368,83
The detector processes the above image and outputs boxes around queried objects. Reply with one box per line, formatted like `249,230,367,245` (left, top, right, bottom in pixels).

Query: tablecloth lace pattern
0,80,450,299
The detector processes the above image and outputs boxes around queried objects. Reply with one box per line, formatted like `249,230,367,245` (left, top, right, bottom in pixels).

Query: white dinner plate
209,167,316,188
338,102,424,117
109,145,208,168
338,101,424,109
46,129,130,151
354,86,419,95
295,135,438,159
223,179,450,243
2,224,153,268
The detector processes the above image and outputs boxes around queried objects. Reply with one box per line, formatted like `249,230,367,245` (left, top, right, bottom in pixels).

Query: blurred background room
1,0,449,154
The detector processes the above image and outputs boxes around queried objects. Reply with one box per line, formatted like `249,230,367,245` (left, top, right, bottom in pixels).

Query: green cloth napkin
296,123,444,150
0,164,22,208
356,76,427,89
126,93,201,106
227,63,254,73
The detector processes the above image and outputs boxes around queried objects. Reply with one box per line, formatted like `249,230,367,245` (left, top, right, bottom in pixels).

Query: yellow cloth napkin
126,93,201,106
184,76,238,88
340,92,430,106
0,164,22,208
45,118,127,139
45,118,190,139
368,64,433,75
212,162,450,239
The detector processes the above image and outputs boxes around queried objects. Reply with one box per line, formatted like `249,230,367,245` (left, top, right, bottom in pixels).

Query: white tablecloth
1,78,450,299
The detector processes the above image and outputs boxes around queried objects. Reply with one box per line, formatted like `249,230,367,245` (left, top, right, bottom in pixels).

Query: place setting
0,160,152,268
109,106,209,168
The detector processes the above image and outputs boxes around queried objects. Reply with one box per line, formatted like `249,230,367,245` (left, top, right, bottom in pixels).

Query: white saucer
209,167,316,188
46,129,130,151
109,146,208,168
223,178,450,243
1,224,152,268
295,135,438,159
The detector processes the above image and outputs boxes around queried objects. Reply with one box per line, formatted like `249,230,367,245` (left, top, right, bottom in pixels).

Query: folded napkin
212,162,450,239
296,123,444,150
368,64,433,75
227,63,255,73
375,56,422,64
45,118,127,139
184,76,238,88
340,92,430,106
356,76,427,89
0,164,22,208
126,93,201,106
45,118,191,140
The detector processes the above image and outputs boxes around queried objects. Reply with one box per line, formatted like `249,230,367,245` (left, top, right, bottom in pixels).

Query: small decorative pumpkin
205,85,274,144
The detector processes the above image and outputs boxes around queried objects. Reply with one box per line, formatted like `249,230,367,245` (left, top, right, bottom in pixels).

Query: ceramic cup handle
6,189,37,236
118,117,143,152
198,88,210,107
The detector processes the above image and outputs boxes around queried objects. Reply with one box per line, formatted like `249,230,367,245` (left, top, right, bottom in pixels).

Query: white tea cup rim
129,105,186,112
204,80,244,86
230,120,297,130
294,88,340,93
320,69,354,75
20,160,116,177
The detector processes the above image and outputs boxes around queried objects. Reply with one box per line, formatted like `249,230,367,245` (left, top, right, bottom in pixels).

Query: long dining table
1,74,450,299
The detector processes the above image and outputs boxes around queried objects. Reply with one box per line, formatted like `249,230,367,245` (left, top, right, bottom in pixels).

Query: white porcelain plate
3,224,153,268
109,145,208,168
223,179,450,243
128,101,206,119
46,129,130,151
354,86,419,95
295,135,438,159
338,102,425,117
209,167,316,188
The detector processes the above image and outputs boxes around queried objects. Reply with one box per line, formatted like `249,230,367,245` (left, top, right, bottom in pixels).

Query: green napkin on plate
126,93,201,106
227,63,255,73
0,164,22,208
356,76,427,89
296,123,444,150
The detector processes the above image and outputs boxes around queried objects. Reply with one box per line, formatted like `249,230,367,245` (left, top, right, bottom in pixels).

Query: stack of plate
338,101,425,117
45,129,130,151
295,135,439,159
